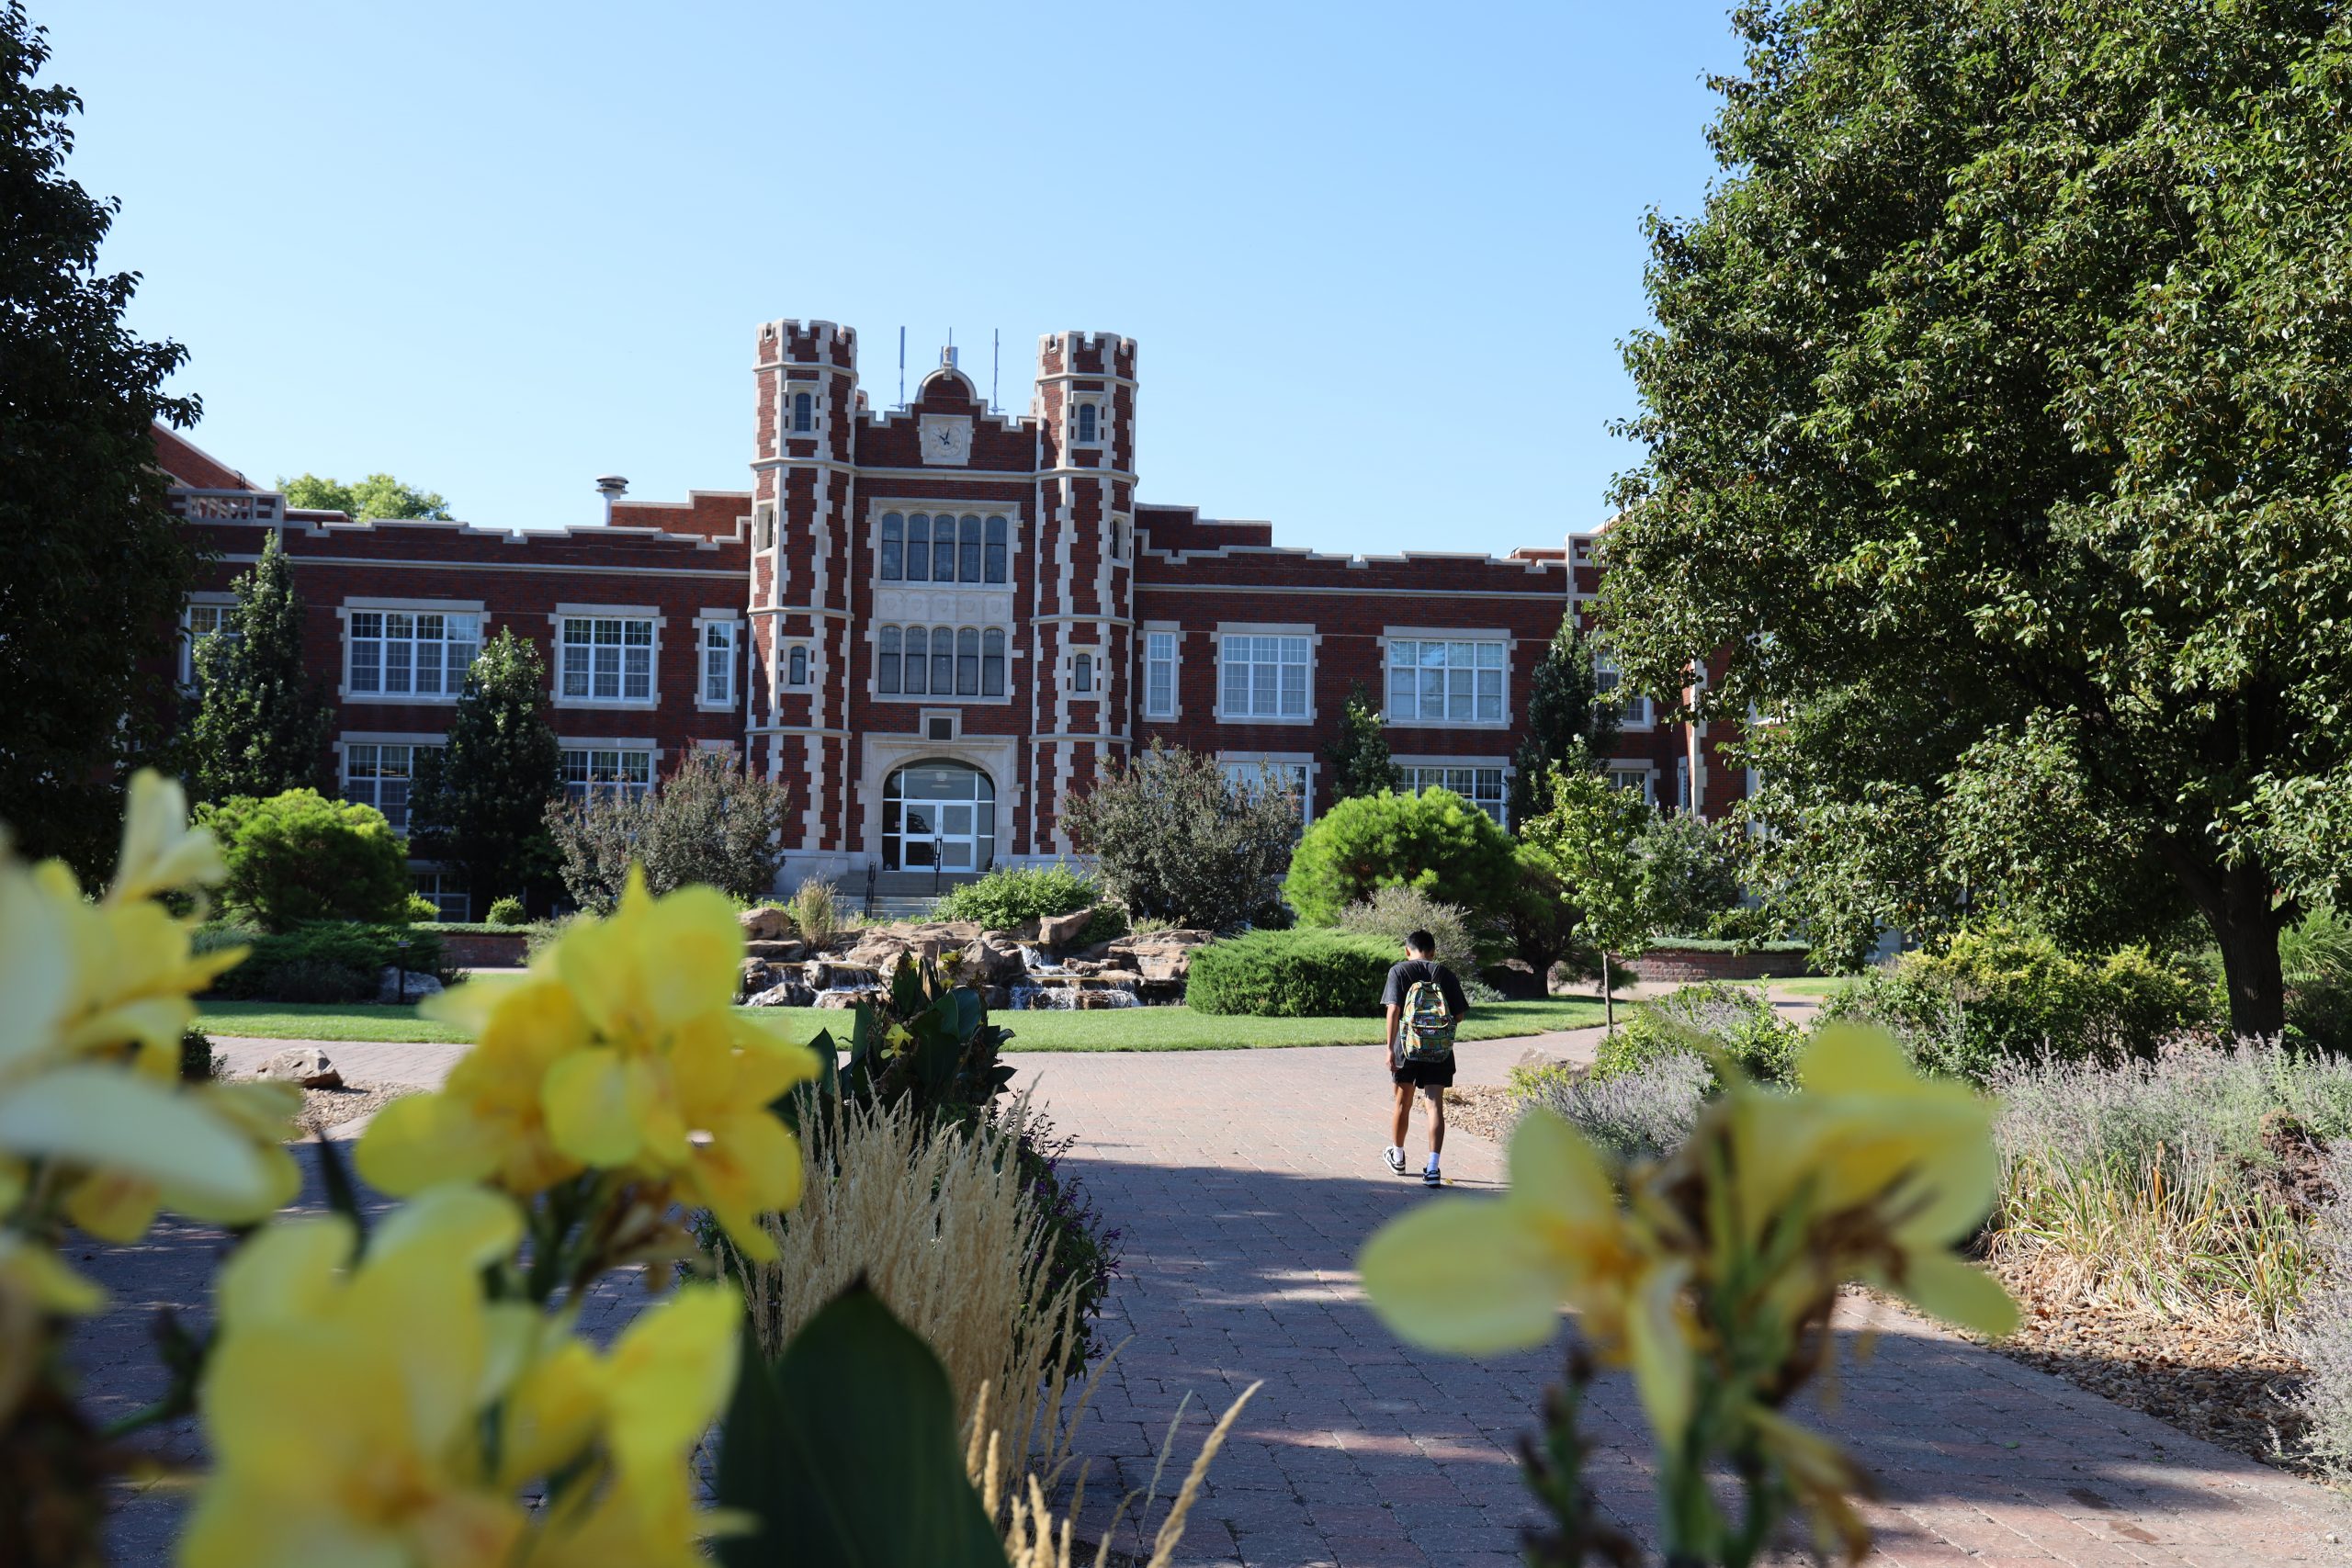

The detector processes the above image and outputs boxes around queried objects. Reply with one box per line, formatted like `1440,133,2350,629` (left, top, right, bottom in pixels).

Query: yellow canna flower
181,1186,529,1568
1359,1110,1698,1434
359,871,821,1258
0,1228,108,1424
62,1080,302,1242
109,770,229,906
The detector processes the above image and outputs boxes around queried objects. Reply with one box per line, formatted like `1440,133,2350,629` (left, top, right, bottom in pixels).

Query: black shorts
1393,1055,1455,1089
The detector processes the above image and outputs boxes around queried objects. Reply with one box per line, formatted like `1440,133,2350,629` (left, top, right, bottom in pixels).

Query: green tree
1519,767,1652,1036
1061,740,1299,931
1507,612,1618,829
198,789,412,931
1281,788,1518,927
186,530,334,802
1636,810,1744,940
1599,0,2352,1035
546,750,791,914
280,471,451,521
0,4,204,879
1322,682,1401,802
408,628,561,917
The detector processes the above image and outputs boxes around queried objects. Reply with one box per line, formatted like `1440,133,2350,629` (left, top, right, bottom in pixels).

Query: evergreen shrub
198,789,412,931
487,896,529,927
1185,929,1396,1018
929,862,1099,929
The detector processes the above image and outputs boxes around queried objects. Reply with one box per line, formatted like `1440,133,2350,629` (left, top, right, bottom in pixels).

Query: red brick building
159,321,1735,911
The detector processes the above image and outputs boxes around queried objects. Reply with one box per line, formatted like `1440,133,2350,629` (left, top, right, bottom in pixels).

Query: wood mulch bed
292,1079,417,1134
1445,1079,2327,1479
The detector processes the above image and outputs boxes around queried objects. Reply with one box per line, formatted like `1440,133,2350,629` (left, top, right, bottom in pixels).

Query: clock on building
918,413,973,467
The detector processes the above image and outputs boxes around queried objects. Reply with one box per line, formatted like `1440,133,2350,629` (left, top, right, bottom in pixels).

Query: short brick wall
435,930,528,969
1623,945,1812,984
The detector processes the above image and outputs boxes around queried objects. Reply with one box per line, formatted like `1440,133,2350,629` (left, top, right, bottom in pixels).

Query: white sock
1425,1153,1441,1171
1385,1145,1403,1160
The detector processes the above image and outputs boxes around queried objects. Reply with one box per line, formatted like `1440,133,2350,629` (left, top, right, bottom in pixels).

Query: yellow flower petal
0,861,73,1072
0,1232,107,1314
216,1216,356,1331
542,1049,648,1167
1623,1259,1697,1442
601,1284,741,1476
1881,1252,2019,1339
109,770,227,904
0,1065,270,1213
1508,1108,1620,1226
356,1092,502,1196
1359,1197,1579,1354
369,1183,525,1273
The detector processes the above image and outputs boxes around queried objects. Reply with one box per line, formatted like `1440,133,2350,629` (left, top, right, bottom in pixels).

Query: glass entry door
882,761,996,873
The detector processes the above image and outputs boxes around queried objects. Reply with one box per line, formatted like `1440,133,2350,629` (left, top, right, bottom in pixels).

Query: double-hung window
1143,630,1178,718
348,610,480,697
559,616,654,704
702,622,737,705
1386,638,1506,723
790,390,815,434
1217,634,1311,720
344,741,441,833
1398,763,1509,826
1221,761,1311,828
1595,653,1653,728
560,748,652,801
181,601,238,683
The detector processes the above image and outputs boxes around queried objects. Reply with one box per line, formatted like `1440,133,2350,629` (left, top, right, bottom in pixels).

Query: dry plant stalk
990,1379,1262,1568
725,1089,1090,1476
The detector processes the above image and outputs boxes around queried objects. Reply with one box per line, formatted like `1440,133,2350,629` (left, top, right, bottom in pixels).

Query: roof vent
594,475,628,525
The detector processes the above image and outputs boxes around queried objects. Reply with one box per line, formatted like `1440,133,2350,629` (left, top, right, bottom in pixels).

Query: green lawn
197,997,1607,1052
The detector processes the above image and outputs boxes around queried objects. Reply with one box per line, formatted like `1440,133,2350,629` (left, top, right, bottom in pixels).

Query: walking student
1380,929,1468,1187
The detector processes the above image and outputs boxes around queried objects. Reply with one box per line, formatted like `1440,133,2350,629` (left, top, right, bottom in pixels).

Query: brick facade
157,319,1731,907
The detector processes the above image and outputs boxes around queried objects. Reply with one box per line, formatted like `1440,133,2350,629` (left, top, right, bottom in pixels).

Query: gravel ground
1445,1076,2328,1480
290,1080,416,1134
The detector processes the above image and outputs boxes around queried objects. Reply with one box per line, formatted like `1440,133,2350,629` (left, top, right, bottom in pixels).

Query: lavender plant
1514,1049,1712,1164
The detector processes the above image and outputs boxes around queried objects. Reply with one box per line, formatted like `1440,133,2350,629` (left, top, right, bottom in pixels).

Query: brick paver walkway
1014,1043,2352,1567
67,1031,2352,1565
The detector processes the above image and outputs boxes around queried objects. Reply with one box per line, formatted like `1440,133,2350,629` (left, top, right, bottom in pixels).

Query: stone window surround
1379,625,1513,729
1140,621,1182,721
336,596,486,705
868,500,1021,588
548,604,665,713
1211,622,1317,727
693,609,741,712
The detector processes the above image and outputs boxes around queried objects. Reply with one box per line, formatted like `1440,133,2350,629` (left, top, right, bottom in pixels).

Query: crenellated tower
749,319,859,864
1027,331,1137,854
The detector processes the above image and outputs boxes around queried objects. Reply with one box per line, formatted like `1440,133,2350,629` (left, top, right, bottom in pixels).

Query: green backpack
1400,976,1457,1064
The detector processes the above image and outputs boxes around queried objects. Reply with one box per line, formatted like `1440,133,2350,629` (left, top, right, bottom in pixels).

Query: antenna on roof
991,328,1000,412
898,327,906,406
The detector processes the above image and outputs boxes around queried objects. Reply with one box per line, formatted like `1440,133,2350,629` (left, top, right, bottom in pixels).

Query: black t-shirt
1381,959,1467,1017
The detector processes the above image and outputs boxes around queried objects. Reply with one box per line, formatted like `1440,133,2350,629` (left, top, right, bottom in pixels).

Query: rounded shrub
930,861,1102,929
1593,983,1804,1085
1334,885,1480,972
1281,788,1518,927
198,789,412,931
1185,929,1396,1018
487,895,529,926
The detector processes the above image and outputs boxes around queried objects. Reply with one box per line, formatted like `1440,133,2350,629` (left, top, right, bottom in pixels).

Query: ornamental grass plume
1360,1025,2018,1566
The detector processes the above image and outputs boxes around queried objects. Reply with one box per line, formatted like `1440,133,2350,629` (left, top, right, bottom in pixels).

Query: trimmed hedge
201,921,449,1004
1185,929,1396,1018
1646,937,1812,955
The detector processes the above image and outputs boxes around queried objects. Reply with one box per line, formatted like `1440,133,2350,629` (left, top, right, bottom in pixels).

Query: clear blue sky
49,1,1745,554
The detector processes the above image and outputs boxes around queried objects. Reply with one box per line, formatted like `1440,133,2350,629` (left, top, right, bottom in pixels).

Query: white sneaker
1383,1146,1407,1175
1422,1165,1442,1187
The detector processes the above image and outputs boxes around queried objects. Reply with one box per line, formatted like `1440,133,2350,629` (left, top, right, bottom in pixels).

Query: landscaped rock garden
732,904,1213,1011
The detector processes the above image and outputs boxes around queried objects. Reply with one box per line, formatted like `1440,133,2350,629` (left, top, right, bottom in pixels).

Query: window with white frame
1071,398,1103,446
412,868,469,922
1143,630,1178,719
560,747,652,801
1608,763,1657,804
1071,651,1094,694
181,601,237,683
1399,763,1509,826
877,512,1009,585
1217,633,1311,720
348,609,480,697
558,615,655,704
1111,517,1131,560
781,643,810,690
790,389,815,434
344,741,442,833
1595,653,1653,728
1386,637,1506,724
1221,761,1311,827
701,621,737,705
755,505,775,550
876,624,1004,698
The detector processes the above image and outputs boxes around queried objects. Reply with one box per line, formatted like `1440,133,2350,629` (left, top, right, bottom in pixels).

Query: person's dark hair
1404,929,1436,956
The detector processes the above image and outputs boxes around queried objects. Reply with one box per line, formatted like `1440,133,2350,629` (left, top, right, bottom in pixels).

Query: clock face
918,414,973,467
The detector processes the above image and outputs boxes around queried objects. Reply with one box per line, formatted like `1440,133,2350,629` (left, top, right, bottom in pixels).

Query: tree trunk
2169,851,2288,1039
1602,951,1615,1037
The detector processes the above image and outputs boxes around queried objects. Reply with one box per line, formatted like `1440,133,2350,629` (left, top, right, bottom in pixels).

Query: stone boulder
840,920,982,975
1103,929,1214,984
260,1046,342,1089
959,932,1029,988
745,978,817,1008
378,967,445,1004
745,938,805,962
739,906,796,942
814,987,886,1010
1037,908,1096,953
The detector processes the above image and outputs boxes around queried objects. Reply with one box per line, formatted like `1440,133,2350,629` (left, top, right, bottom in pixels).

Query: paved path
78,1029,2352,1565
1012,1044,2352,1567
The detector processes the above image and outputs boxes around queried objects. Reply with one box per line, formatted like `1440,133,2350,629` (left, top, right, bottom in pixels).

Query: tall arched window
958,515,982,583
791,391,814,434
906,514,931,581
929,626,954,694
903,626,928,694
984,516,1007,582
1072,652,1093,694
878,626,901,693
879,513,903,580
786,646,808,687
956,627,980,695
981,628,1005,695
1075,402,1098,445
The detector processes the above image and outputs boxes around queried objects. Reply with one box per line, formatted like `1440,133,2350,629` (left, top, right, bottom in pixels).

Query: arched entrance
882,760,996,873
